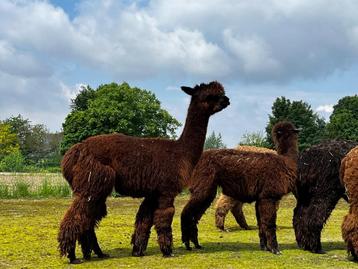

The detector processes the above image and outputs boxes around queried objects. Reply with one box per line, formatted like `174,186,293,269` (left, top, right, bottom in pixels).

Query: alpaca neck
276,140,299,162
178,102,209,164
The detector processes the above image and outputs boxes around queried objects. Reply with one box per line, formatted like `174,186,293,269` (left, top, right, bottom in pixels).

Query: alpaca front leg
257,199,280,254
153,196,175,257
293,195,340,254
181,188,217,250
131,197,156,257
89,228,109,258
256,202,267,250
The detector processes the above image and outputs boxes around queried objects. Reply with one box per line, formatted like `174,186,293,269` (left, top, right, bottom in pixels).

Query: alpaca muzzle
220,96,230,108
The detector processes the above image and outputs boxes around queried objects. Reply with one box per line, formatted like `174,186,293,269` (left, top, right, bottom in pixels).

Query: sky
0,0,357,147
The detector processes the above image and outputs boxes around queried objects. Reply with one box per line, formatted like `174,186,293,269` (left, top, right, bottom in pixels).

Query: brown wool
181,121,299,254
341,146,358,260
57,81,230,263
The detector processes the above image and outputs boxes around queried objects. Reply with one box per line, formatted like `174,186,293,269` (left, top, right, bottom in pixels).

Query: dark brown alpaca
181,121,299,254
215,146,277,231
58,81,230,264
341,146,358,260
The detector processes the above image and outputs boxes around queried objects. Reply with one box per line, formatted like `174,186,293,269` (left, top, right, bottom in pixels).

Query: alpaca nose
222,96,230,107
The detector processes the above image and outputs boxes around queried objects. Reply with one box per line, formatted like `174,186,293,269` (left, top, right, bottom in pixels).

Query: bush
0,151,25,172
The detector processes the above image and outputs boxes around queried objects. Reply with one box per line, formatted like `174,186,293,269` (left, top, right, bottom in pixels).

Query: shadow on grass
98,241,346,260
223,225,293,232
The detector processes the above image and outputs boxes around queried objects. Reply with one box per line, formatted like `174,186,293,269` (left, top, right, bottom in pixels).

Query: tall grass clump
0,179,71,199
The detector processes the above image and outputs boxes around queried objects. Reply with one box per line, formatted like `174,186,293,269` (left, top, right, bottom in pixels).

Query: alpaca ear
181,86,196,96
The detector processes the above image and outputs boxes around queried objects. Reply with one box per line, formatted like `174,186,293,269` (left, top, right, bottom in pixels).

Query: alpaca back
192,149,295,201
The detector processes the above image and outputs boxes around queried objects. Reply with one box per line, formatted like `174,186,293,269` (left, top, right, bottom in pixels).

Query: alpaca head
181,81,230,115
272,121,300,154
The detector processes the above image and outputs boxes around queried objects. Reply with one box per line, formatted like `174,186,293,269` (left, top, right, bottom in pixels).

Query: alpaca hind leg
58,196,91,264
257,199,280,254
88,199,109,259
181,187,217,250
153,196,175,257
79,231,92,260
131,197,156,257
231,201,250,230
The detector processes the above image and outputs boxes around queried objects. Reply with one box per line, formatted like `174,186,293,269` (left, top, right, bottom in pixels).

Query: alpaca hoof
271,249,281,255
217,226,225,231
243,226,251,230
161,246,173,257
184,241,192,250
350,250,358,261
70,259,83,264
97,253,110,259
194,244,202,249
83,254,91,260
132,250,145,257
313,249,326,254
163,253,174,258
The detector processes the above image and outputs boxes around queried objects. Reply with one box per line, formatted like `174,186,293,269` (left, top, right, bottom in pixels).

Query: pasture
0,173,354,269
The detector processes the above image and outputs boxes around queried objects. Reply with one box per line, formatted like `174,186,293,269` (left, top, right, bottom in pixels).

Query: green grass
0,179,71,199
0,195,355,268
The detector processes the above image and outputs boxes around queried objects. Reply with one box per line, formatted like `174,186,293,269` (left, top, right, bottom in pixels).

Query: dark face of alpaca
272,121,300,145
181,81,230,115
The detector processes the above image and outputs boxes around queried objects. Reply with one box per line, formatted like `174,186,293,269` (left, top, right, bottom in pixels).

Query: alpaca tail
61,143,82,187
342,213,358,259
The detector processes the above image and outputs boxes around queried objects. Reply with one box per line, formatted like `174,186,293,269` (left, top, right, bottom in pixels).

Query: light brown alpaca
181,122,299,254
341,146,358,260
214,146,276,231
58,81,230,264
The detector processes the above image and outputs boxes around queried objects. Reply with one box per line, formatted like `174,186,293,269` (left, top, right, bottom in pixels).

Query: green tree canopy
60,82,181,154
266,97,326,151
3,115,48,163
204,131,226,150
325,95,358,141
0,123,20,160
239,131,270,148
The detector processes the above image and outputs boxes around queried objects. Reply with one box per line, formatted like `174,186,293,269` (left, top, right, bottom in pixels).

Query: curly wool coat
181,121,299,254
214,146,277,231
341,146,358,260
58,81,230,264
293,140,357,254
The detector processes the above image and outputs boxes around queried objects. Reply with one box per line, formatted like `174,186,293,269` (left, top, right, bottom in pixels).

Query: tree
70,85,96,111
0,123,20,160
239,131,270,148
4,115,48,163
325,95,358,141
204,131,226,150
61,82,181,154
266,97,326,151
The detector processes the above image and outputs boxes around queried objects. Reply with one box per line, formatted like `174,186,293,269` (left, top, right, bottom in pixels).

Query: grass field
0,194,355,269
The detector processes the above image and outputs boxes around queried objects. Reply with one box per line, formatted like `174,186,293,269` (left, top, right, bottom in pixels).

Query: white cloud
316,104,334,113
1,0,358,83
61,83,86,103
0,0,358,137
